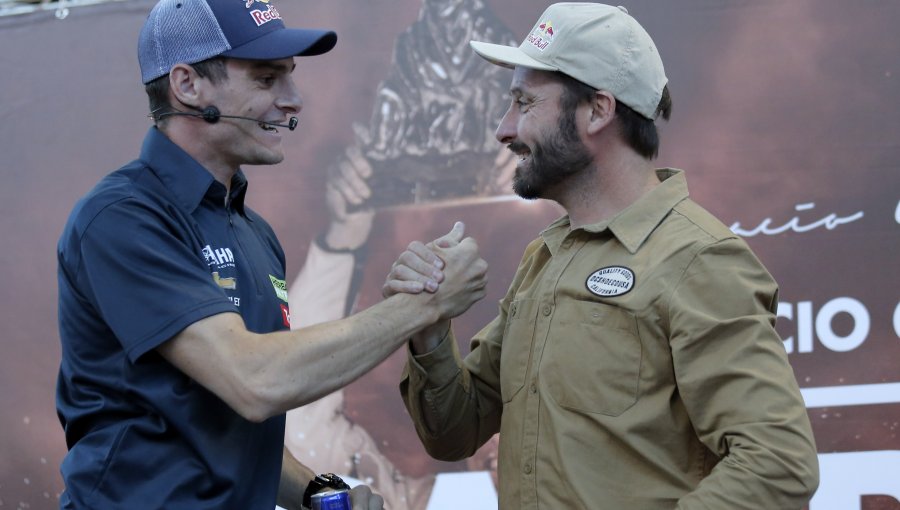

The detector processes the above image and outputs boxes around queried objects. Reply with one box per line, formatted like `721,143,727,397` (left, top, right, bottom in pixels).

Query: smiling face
495,67,593,201
200,57,302,172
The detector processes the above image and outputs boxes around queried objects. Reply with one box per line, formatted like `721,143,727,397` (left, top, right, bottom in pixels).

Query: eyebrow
248,61,296,73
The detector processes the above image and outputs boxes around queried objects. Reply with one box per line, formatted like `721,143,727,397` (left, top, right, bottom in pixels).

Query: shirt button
524,463,533,474
530,382,538,394
542,305,552,316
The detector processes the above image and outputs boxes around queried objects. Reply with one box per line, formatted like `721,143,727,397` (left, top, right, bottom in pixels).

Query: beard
510,105,593,200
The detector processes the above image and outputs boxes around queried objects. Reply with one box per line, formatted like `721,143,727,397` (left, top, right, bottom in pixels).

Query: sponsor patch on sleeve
269,274,289,303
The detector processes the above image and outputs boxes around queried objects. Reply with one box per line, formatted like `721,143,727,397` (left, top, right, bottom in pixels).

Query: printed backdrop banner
0,1,897,509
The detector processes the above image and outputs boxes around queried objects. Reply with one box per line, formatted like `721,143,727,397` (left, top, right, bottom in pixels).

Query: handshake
382,221,489,353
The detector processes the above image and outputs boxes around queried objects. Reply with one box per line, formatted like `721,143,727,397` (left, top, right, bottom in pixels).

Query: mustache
507,141,528,154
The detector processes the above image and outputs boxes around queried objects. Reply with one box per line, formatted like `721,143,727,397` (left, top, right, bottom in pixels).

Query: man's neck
559,152,660,229
160,123,237,196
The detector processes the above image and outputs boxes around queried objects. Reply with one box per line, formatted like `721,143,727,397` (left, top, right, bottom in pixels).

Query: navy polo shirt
56,128,292,509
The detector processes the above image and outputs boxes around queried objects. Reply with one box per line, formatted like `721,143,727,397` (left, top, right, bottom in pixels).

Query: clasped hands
383,221,488,325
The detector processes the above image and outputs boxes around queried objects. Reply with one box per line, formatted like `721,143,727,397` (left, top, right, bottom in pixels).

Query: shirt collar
541,168,689,254
139,127,248,215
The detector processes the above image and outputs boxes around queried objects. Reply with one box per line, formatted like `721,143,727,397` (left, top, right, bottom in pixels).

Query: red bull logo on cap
245,0,270,8
539,21,554,37
249,3,281,26
527,19,556,51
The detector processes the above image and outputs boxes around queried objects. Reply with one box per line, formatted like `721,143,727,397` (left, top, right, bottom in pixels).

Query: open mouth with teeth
508,142,531,166
259,122,278,132
515,150,532,168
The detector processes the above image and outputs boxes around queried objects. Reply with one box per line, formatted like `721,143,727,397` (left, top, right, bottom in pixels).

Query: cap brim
469,41,556,71
223,28,337,60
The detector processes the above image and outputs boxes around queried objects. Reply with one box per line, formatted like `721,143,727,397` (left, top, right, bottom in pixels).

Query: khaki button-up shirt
401,169,819,509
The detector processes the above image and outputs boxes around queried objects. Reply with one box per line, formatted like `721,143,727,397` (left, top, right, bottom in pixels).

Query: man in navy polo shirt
55,1,488,509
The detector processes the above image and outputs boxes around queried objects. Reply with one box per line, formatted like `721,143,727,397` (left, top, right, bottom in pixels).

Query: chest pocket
500,298,537,403
543,300,642,416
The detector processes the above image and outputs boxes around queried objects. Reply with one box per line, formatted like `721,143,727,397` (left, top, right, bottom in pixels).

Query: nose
278,78,303,116
495,105,516,144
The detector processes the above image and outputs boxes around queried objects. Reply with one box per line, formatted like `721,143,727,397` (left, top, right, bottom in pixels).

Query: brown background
1,0,898,507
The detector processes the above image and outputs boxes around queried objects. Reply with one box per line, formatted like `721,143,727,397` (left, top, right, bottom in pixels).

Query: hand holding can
310,488,351,510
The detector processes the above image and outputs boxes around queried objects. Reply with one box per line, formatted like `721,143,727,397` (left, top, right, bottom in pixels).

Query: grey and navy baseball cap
470,3,666,119
138,0,337,84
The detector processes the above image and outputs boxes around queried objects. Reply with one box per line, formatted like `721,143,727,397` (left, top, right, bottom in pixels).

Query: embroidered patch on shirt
280,303,291,328
212,272,237,290
269,274,289,303
586,266,635,297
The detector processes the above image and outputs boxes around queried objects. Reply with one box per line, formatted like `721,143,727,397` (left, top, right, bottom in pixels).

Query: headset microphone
155,106,298,131
198,106,298,131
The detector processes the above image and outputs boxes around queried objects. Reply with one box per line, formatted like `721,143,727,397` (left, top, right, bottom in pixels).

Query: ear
168,63,206,110
586,90,616,135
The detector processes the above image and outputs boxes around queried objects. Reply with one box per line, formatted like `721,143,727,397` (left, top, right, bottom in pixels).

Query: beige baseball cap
470,3,667,119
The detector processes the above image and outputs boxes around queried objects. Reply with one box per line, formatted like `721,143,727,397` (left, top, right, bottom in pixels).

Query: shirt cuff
406,327,462,388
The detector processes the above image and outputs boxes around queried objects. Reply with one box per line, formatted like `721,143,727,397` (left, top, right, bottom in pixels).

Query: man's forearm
265,292,444,412
161,292,442,423
278,447,315,510
162,236,485,423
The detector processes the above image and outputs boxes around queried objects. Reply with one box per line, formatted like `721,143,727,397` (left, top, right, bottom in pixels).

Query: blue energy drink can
310,488,351,510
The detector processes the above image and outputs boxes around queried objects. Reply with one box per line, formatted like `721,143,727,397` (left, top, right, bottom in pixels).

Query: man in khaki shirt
384,3,819,509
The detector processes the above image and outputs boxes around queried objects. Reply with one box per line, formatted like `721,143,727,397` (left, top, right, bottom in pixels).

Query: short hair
555,72,672,159
146,57,229,123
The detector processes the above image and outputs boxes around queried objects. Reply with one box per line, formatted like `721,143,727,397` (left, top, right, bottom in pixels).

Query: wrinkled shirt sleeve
400,316,504,461
670,238,819,509
399,241,546,462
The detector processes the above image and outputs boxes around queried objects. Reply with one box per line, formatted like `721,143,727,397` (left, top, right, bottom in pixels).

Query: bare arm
278,446,315,510
157,232,486,423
